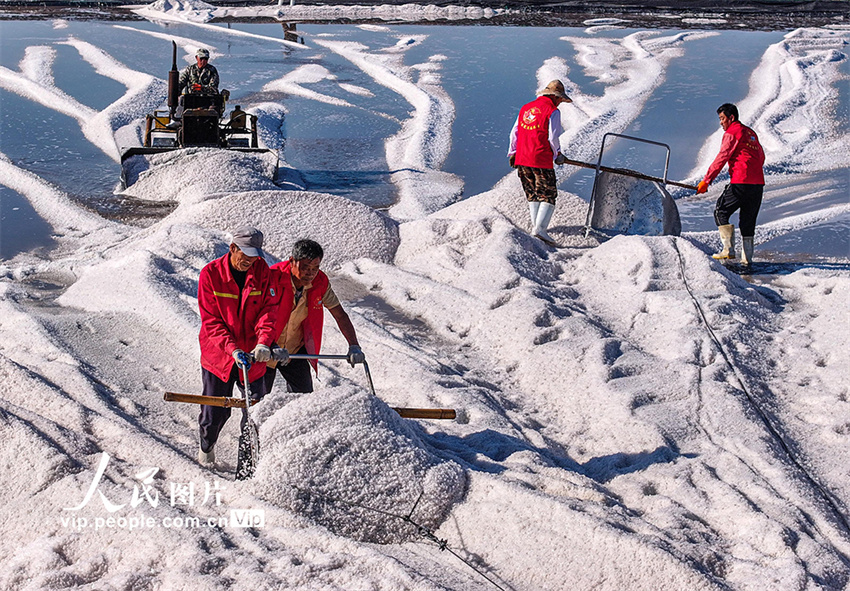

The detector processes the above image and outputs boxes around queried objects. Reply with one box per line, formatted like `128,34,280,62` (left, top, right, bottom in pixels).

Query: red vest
515,96,559,169
198,254,279,383
270,261,329,372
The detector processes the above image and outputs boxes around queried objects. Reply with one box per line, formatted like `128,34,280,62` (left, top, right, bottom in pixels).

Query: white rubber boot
533,203,557,246
741,236,754,266
712,224,736,259
198,445,216,465
528,201,540,231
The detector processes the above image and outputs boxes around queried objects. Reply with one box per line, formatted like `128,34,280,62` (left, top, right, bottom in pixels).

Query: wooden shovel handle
560,157,698,191
392,408,457,420
164,392,456,419
164,391,252,408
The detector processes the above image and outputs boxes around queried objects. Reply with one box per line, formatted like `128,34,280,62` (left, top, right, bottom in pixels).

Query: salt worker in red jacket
697,103,765,266
196,226,279,465
265,239,364,395
508,79,571,246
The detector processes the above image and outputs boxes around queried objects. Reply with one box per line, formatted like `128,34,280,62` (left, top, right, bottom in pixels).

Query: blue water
0,19,847,261
398,24,598,199
0,185,57,258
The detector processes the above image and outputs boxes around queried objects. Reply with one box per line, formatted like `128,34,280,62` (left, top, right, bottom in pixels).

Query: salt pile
252,386,466,544
0,12,848,591
119,149,280,202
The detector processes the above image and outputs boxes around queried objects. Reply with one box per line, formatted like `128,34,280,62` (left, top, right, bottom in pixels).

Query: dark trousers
714,183,763,237
263,347,313,395
199,365,266,453
517,166,558,204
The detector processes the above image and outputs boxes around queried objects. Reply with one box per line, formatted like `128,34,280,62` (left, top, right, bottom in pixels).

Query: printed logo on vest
521,107,542,129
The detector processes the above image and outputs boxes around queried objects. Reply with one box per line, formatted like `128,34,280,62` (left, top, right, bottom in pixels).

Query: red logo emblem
522,107,541,127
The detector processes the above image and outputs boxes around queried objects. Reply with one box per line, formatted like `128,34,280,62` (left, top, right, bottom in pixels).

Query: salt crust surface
0,12,848,591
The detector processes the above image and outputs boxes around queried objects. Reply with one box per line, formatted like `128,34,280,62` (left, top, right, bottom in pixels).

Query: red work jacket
198,254,279,383
271,261,329,372
514,96,559,169
704,121,765,185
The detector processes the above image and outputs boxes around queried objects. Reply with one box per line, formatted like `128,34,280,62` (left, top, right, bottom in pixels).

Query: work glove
232,349,251,368
251,344,271,363
554,152,567,165
191,83,202,92
271,346,290,365
697,180,709,194
509,154,516,168
346,345,365,367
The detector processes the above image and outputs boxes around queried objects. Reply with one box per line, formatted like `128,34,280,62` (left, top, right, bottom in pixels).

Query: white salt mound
119,148,279,203
170,190,400,267
145,0,215,16
252,386,466,543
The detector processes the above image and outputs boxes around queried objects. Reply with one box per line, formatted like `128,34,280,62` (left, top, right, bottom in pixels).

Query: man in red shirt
196,226,279,465
697,103,765,266
508,80,571,246
265,239,364,394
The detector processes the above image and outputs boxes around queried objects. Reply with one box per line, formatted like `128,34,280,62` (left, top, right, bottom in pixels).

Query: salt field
0,3,849,589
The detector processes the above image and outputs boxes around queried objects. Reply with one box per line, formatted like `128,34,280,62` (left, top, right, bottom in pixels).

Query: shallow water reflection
0,17,847,262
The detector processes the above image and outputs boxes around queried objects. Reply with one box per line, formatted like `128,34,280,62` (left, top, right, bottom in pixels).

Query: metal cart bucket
584,133,682,238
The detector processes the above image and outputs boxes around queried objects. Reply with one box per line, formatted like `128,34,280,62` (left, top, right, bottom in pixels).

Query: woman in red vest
508,79,572,246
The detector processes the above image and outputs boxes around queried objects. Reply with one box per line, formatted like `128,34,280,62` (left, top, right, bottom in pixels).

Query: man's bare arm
328,304,359,346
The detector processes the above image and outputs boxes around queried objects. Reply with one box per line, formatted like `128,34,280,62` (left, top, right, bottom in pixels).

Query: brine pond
1,14,848,260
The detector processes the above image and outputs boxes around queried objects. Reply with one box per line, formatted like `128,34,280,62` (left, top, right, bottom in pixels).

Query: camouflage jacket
179,63,220,95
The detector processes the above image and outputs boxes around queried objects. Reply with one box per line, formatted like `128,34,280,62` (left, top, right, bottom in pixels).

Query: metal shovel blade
235,362,260,481
235,418,259,481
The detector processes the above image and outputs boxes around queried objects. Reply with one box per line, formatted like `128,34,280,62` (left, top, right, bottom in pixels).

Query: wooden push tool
163,391,456,420
164,353,456,420
560,156,698,191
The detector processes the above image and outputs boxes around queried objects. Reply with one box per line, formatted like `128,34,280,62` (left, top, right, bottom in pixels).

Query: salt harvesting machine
120,41,274,188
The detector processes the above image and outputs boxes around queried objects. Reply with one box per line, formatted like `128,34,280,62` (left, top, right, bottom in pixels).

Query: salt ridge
688,27,850,181
314,34,463,220
0,12,848,590
112,25,223,62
